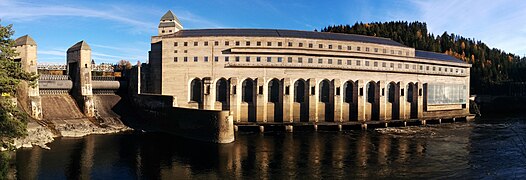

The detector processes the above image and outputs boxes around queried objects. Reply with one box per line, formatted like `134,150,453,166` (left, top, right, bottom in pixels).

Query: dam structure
143,10,472,130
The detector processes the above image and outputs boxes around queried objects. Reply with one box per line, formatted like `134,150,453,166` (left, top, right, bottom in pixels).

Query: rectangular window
438,67,442,71
336,87,340,95
405,64,409,69
246,41,250,46
204,41,208,46
225,41,229,46
444,68,448,72
259,86,263,95
347,60,352,65
365,61,370,66
214,41,219,46
235,56,240,62
426,66,430,70
308,58,313,63
311,86,316,95
235,41,240,46
382,62,386,67
256,57,261,62
390,63,394,68
337,59,342,65
318,58,323,64
299,43,303,47
328,59,333,64
257,41,261,46
309,43,313,48
278,42,282,46
347,46,352,50
267,42,272,46
174,42,178,46
174,50,178,53
366,47,370,52
232,85,236,94
194,42,198,46
357,47,361,51
319,44,323,48
328,45,333,49
391,50,395,54
285,86,290,95
184,57,188,62
277,57,283,62
373,62,378,67
338,45,342,50
184,42,188,46
267,57,272,62
204,56,209,62
432,67,436,71
288,57,293,63
420,65,423,70
413,65,416,69
214,56,219,62
225,57,229,62
383,49,387,53
398,63,402,68
194,57,198,62
174,57,178,62
356,60,361,66
298,57,303,63
398,51,403,55
246,56,250,62
374,48,378,52
288,42,293,47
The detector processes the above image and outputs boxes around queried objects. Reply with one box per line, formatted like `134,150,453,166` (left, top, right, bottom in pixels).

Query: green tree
0,20,38,149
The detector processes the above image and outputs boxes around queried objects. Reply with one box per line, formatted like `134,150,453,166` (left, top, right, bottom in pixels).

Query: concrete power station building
143,10,471,124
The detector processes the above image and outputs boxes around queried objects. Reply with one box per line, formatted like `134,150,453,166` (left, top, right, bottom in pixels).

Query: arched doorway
367,81,380,120
190,78,204,109
407,82,418,119
388,82,400,120
268,78,283,122
319,79,334,122
216,78,230,110
242,78,257,122
344,80,358,121
294,79,309,122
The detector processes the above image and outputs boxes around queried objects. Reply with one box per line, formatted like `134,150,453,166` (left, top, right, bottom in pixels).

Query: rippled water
14,118,526,179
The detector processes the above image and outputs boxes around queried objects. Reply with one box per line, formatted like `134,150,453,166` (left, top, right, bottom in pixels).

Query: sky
1,0,525,64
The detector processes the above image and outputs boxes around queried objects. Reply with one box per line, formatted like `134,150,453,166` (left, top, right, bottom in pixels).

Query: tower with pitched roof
158,10,183,35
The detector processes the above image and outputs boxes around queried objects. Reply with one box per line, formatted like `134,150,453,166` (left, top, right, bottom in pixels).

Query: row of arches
189,78,419,122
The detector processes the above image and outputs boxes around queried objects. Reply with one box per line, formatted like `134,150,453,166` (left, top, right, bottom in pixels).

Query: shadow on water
13,118,526,179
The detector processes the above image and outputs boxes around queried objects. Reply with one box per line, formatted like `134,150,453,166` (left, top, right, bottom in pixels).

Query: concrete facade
67,41,95,117
14,35,42,120
144,11,472,123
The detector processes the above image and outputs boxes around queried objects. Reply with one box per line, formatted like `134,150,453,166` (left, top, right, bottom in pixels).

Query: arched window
344,81,354,103
407,83,414,102
242,79,254,103
388,82,396,103
190,78,202,102
268,79,280,103
367,81,376,103
216,78,228,102
319,80,330,103
294,80,306,103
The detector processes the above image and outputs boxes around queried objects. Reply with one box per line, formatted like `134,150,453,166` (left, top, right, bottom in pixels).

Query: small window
347,60,351,65
184,42,188,46
256,57,261,62
347,46,352,50
308,58,313,63
432,67,436,71
184,50,187,53
225,41,229,46
383,49,387,53
338,45,342,50
328,45,333,49
309,43,313,48
405,64,409,69
444,68,448,72
450,68,453,72
298,57,303,63
299,43,303,47
257,41,261,46
174,42,178,46
398,51,402,55
288,42,293,47
214,56,219,62
194,42,198,46
366,47,370,52
278,42,282,46
357,47,361,51
337,59,342,65
365,61,370,66
232,85,237,94
461,70,464,73
374,48,378,52
285,86,290,95
398,64,402,68
438,67,442,71
267,57,272,62
426,66,430,71
225,57,229,62
391,50,395,54
373,62,378,67
288,57,293,63
382,62,386,67
214,41,219,46
356,60,361,66
336,87,341,95
328,59,333,64
174,50,178,53
319,44,323,48
184,57,188,62
318,58,323,64
390,63,394,68
277,57,283,62
204,56,209,62
204,41,208,46
246,41,250,46
246,56,250,62
420,65,423,70
311,86,316,95
194,57,198,62
413,65,416,69
235,56,240,62
235,41,240,46
174,57,178,62
267,42,272,46
259,86,263,95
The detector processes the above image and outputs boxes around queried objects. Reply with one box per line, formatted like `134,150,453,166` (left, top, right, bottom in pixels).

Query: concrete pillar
333,79,343,122
417,81,424,119
13,35,42,120
67,41,94,117
256,78,265,122
357,80,366,122
229,78,239,122
399,81,408,120
378,80,386,121
308,78,317,122
283,78,293,122
203,77,212,110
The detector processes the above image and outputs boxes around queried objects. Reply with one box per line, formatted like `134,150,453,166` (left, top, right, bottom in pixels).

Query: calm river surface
14,117,526,179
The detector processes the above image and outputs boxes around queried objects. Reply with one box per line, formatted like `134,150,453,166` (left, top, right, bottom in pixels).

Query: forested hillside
320,22,526,95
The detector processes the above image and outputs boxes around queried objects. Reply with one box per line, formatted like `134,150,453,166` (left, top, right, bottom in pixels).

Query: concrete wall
13,37,42,119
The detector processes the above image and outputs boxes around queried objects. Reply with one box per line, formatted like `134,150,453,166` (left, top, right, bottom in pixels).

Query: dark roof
67,41,91,52
415,50,466,63
165,29,406,47
15,35,36,46
160,10,182,26
159,22,176,28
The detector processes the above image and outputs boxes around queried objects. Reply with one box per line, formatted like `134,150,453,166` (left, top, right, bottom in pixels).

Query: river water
13,117,526,179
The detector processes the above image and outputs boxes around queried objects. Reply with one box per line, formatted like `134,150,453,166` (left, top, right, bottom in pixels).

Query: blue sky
1,0,525,64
